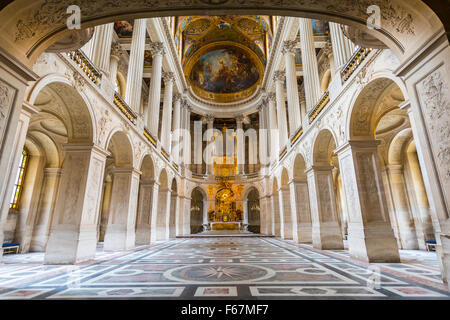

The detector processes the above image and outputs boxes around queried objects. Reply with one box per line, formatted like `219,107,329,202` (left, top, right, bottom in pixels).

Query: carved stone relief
0,79,16,146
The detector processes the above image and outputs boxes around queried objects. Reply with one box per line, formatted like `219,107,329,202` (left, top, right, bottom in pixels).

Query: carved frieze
0,80,16,146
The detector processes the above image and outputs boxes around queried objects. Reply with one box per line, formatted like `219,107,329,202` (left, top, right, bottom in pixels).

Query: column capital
267,92,276,102
205,114,215,124
273,70,286,82
162,71,175,84
173,92,183,102
149,42,165,56
282,40,298,55
257,103,266,112
235,114,245,124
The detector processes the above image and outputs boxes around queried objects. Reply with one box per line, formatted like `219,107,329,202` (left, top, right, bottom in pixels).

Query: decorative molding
149,42,165,56
273,70,286,82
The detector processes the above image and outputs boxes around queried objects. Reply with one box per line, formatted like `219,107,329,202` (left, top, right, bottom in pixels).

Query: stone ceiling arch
0,1,445,68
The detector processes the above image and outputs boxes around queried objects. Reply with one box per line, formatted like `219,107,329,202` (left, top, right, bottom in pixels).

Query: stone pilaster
306,165,344,250
135,180,157,245
258,103,269,166
172,93,182,164
103,167,140,251
279,186,293,240
236,114,245,174
336,141,400,262
205,114,215,175
266,92,279,162
292,179,312,243
45,144,108,264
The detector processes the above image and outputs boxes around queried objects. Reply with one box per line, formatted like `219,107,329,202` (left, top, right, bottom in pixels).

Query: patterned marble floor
0,237,449,300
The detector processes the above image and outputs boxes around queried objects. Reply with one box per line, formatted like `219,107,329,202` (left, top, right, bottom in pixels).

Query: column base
44,225,97,264
297,223,312,243
348,223,400,263
104,225,135,251
135,224,151,245
312,223,344,250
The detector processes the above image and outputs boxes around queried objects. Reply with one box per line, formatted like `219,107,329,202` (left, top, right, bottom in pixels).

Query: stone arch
190,186,206,234
347,77,406,140
105,129,134,168
135,154,156,245
280,167,293,239
388,128,413,165
292,153,312,243
2,1,444,68
168,178,178,238
27,75,95,144
313,129,338,166
245,186,261,234
154,169,169,241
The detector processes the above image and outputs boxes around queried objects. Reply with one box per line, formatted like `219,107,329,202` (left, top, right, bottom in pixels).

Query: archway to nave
292,153,312,243
154,169,170,241
0,1,445,68
190,187,205,234
135,154,155,245
245,187,260,234
310,129,344,250
280,168,293,240
102,130,138,251
168,179,178,239
271,179,281,237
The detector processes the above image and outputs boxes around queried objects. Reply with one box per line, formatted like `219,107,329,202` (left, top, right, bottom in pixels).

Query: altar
210,222,242,231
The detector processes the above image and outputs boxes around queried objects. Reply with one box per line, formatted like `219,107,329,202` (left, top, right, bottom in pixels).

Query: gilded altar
208,180,243,230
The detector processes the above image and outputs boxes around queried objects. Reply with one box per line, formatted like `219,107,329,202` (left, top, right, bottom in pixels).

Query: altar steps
177,230,275,238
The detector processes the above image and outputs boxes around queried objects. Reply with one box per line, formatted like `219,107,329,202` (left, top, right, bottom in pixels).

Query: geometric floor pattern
0,237,449,300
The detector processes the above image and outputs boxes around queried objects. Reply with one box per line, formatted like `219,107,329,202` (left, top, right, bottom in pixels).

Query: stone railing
309,91,330,123
68,50,102,85
113,92,137,125
341,47,372,82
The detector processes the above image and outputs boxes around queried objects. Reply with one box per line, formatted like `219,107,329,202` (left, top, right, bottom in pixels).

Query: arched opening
168,179,178,238
310,129,344,250
190,187,205,234
135,154,155,245
102,130,137,251
292,153,312,243
245,187,260,234
154,169,169,241
280,168,293,240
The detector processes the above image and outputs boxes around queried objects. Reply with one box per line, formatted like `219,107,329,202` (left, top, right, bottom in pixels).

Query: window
9,149,29,210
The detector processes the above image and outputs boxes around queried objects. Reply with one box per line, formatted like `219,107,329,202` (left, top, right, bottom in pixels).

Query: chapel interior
0,1,449,300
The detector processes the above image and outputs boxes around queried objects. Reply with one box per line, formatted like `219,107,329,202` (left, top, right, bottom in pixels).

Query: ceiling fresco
175,15,273,103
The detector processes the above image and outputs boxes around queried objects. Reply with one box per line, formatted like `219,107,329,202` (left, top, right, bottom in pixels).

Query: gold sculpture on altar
209,181,243,230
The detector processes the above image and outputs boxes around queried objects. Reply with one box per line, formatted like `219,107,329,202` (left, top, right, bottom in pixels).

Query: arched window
9,149,29,210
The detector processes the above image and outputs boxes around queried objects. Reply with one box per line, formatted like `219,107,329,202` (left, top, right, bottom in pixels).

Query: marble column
45,145,108,264
329,22,356,73
336,141,400,262
267,92,279,161
172,93,182,164
258,104,269,166
236,115,245,174
146,42,165,136
273,71,288,150
168,192,178,238
29,168,62,252
272,191,282,237
279,186,293,240
205,115,215,175
149,181,160,242
185,105,192,167
291,179,312,243
298,18,321,112
103,168,140,251
135,180,157,245
282,40,302,136
386,164,419,250
306,166,344,250
89,23,114,76
160,72,174,152
124,19,147,112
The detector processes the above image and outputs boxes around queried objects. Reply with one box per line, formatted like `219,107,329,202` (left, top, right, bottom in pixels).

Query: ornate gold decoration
309,91,330,123
113,92,137,125
68,50,102,85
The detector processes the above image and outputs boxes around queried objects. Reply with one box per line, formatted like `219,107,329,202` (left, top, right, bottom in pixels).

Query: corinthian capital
267,92,276,102
173,92,183,102
162,71,175,84
282,40,298,54
273,70,285,82
149,42,165,56
110,42,123,58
